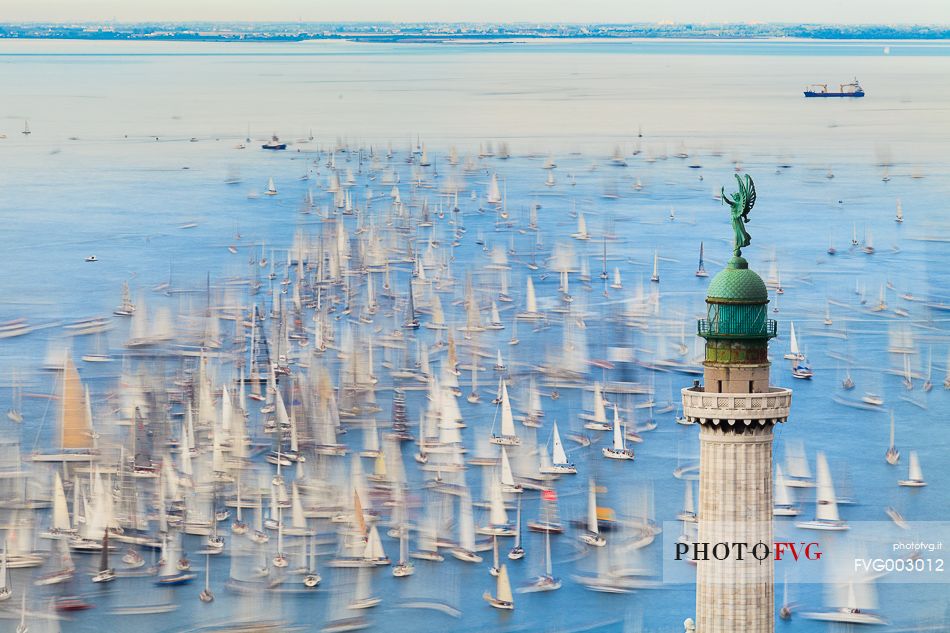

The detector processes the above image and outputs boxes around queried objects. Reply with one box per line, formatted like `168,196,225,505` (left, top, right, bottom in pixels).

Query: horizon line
3,20,950,27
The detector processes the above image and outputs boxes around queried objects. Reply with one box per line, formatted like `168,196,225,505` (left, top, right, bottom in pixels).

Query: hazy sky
4,0,949,24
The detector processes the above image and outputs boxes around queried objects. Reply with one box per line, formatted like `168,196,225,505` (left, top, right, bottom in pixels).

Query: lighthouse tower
681,188,792,633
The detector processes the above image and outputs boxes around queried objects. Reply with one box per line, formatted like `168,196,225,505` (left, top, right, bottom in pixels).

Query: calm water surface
0,39,949,632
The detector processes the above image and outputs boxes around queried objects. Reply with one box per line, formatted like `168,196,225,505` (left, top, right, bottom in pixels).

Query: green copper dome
706,256,768,304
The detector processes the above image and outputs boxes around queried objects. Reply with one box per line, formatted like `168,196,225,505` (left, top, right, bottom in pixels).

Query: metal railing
697,318,777,339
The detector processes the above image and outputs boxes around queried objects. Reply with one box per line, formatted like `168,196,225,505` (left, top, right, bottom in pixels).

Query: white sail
908,451,924,482
593,383,607,424
587,478,599,534
774,465,793,507
612,405,625,451
551,422,568,465
785,441,812,480
888,412,896,453
489,473,509,526
500,382,516,437
528,378,542,415
291,483,307,532
487,173,502,204
576,214,587,238
815,452,840,522
363,525,386,561
500,447,516,487
363,418,380,454
525,278,538,314
490,302,502,326
459,491,477,551
496,564,513,603
0,542,8,593
51,472,71,531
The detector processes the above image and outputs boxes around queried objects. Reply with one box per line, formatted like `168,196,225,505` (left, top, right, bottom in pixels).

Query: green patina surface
699,176,776,344
705,256,769,304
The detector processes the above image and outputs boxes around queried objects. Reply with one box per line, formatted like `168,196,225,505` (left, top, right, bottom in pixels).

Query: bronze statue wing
744,174,756,212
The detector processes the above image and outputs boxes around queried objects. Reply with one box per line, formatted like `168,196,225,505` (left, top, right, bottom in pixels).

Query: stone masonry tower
681,176,792,633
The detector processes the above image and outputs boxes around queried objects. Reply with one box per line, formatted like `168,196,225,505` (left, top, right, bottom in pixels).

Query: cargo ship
804,79,864,98
261,134,287,150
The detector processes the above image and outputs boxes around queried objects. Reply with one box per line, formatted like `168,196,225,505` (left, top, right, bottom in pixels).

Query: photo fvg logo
675,541,822,562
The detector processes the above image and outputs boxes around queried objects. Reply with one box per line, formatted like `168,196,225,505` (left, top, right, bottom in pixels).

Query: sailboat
579,478,606,547
155,533,197,585
863,227,875,254
650,250,659,283
677,480,697,522
34,537,74,585
540,422,575,474
392,525,414,577
602,405,634,460
885,411,900,465
508,496,525,560
918,347,933,392
837,372,855,393
91,531,116,583
895,198,903,223
304,536,322,587
6,371,22,423
898,451,926,487
772,465,800,516
489,381,520,446
695,242,708,277
610,267,622,290
479,472,515,536
15,593,26,633
350,567,381,609
779,572,793,620
517,277,542,320
22,120,30,135
796,453,848,530
486,173,502,204
265,177,277,196
403,281,420,329
784,323,804,360
199,553,214,602
487,302,503,330
581,383,611,431
483,564,514,610
33,353,97,462
0,542,11,600
450,491,483,563
508,318,519,346
571,213,589,240
322,577,370,632
481,535,499,579
499,448,522,494
803,578,887,625
791,356,813,379
519,529,560,592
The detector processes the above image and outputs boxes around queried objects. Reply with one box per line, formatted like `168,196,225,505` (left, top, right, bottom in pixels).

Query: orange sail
353,490,367,537
60,353,92,450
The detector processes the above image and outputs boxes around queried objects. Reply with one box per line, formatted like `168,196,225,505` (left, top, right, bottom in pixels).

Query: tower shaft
682,253,791,633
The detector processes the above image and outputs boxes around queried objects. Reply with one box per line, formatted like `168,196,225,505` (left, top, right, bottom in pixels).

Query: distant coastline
1,22,949,42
